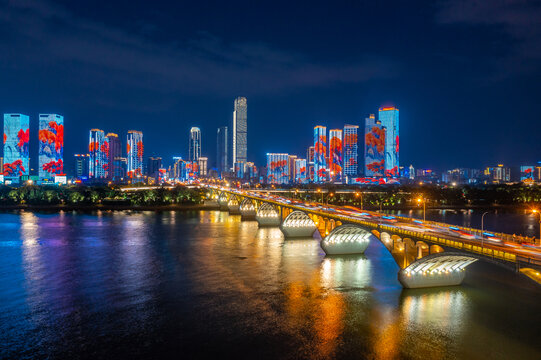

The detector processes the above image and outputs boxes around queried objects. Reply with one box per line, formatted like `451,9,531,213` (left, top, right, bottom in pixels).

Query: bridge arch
321,224,373,255
398,252,478,288
227,196,241,214
255,202,281,226
280,211,317,238
239,198,257,219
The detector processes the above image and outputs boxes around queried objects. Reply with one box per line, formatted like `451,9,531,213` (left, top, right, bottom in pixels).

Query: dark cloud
0,0,395,107
437,0,541,77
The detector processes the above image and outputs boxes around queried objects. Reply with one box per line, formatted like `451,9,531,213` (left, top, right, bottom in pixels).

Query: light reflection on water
0,210,540,359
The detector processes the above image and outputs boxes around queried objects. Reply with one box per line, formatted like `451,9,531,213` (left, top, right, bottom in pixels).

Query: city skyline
0,1,540,170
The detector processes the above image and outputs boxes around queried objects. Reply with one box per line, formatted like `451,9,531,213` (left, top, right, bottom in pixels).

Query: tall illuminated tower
127,130,143,178
343,124,358,179
3,114,30,182
379,107,399,177
216,126,228,175
329,129,343,183
106,133,121,179
313,126,327,183
189,127,201,161
232,97,247,165
38,114,64,180
89,129,107,179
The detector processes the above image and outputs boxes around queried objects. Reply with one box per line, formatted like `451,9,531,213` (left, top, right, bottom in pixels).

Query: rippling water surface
0,210,540,359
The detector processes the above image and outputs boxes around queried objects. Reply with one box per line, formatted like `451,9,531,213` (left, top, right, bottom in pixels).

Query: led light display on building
38,114,64,179
314,126,327,183
184,161,199,181
349,177,400,185
295,158,307,184
329,129,343,182
343,125,358,177
364,115,385,177
89,129,107,178
127,130,143,178
379,107,399,177
520,166,535,182
3,114,30,181
235,161,245,179
267,153,289,184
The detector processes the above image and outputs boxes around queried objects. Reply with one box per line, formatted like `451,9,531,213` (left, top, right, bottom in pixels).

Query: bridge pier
320,225,371,255
239,199,256,220
280,211,317,238
255,203,281,227
397,254,477,289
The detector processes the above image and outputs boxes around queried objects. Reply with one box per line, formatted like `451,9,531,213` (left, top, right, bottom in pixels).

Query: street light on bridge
317,188,323,203
417,197,427,221
355,191,363,210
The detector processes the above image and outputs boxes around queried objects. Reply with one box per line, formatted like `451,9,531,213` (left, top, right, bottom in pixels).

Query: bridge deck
217,188,541,271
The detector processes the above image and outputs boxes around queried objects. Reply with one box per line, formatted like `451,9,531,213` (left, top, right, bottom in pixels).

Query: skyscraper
379,107,399,177
329,129,343,183
364,115,385,177
147,157,162,179
89,129,107,179
216,126,228,175
3,114,30,181
38,114,64,180
106,133,121,180
295,158,307,184
232,97,247,165
189,127,201,161
266,153,289,185
314,126,327,183
307,146,315,182
343,124,358,179
127,130,143,179
74,154,90,178
198,157,208,176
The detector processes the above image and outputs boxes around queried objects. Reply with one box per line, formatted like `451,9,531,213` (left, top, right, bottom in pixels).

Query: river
0,210,540,359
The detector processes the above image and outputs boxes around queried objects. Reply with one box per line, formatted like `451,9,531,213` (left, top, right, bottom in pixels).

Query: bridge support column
280,211,317,238
255,203,281,227
228,203,240,214
320,225,372,255
397,254,477,289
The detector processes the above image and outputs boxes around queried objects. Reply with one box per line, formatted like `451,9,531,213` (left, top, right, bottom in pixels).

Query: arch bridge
207,187,541,289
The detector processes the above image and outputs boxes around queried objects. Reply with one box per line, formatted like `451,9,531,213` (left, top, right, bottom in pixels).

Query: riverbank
0,200,220,212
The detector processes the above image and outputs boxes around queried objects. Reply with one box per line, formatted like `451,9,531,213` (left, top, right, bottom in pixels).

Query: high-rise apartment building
313,126,327,183
288,155,297,183
216,126,228,175
127,130,143,178
307,146,315,182
329,129,343,183
364,115,385,177
106,133,121,180
232,97,247,165
3,114,30,182
38,114,64,180
295,158,307,184
189,127,201,162
343,124,358,178
147,157,162,179
74,154,90,178
266,153,289,184
379,107,399,177
198,157,208,176
89,129,107,179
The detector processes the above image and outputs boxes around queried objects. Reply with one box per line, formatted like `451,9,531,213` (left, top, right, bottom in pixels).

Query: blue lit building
3,114,30,182
313,126,327,183
267,153,289,184
378,107,399,177
127,130,143,179
343,124,358,179
38,114,64,180
89,129,107,179
364,114,385,177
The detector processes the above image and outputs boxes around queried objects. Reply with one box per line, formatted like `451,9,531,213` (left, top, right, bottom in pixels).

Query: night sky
1,0,540,171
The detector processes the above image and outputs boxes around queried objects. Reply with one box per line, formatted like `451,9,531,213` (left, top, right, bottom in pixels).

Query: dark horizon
1,0,540,171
